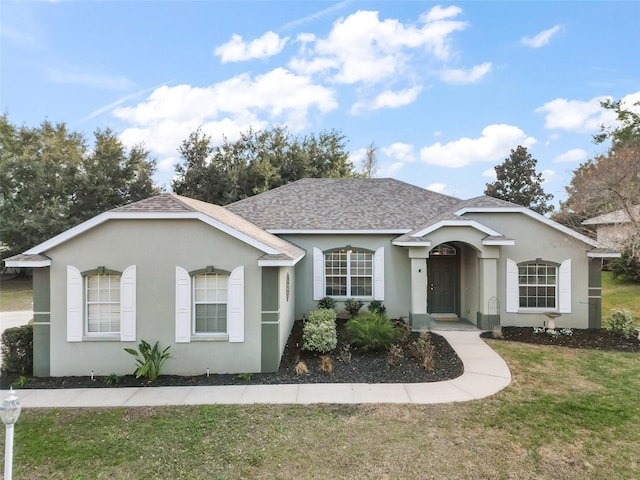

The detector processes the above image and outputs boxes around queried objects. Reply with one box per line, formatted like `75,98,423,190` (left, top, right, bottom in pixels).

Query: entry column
407,247,429,330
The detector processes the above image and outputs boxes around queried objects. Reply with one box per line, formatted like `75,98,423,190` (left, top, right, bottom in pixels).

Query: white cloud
439,62,492,85
289,7,468,85
45,66,134,90
426,182,447,194
351,86,422,113
482,168,496,178
114,68,337,170
214,31,288,63
280,0,351,31
382,142,416,163
535,95,616,133
541,169,555,183
419,124,536,167
554,148,587,163
377,161,405,177
521,25,561,48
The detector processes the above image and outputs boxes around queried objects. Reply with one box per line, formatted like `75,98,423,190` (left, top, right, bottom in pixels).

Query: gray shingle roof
112,194,196,213
226,178,463,230
583,205,640,225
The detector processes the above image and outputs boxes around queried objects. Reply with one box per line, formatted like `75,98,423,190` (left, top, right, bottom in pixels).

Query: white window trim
313,247,384,301
66,265,136,342
506,258,571,314
192,272,229,337
175,266,244,343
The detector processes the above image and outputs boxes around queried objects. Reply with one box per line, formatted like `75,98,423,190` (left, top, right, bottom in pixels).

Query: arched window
86,272,121,334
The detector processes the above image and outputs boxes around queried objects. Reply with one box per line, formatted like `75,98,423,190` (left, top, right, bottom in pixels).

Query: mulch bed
1,319,464,389
481,326,640,352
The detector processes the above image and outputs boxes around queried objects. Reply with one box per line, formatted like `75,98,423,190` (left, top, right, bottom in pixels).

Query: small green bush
124,340,172,380
1,324,33,375
368,300,387,315
346,313,398,352
344,298,364,318
317,296,336,310
303,309,337,353
605,309,637,338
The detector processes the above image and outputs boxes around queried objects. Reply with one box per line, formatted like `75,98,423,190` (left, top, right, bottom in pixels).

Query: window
175,266,244,343
314,247,384,301
518,262,557,308
86,273,121,334
193,272,228,334
506,258,571,314
66,265,136,342
325,248,373,297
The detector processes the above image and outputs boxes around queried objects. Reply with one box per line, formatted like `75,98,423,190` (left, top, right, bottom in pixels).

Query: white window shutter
120,265,136,341
228,266,244,343
67,265,83,342
506,259,518,313
558,259,572,313
374,247,385,300
175,266,191,343
313,247,324,300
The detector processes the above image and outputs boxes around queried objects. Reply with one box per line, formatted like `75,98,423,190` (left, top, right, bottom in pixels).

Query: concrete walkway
9,331,511,408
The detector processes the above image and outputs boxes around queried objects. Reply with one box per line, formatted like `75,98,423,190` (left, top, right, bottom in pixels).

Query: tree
484,146,553,215
361,142,377,178
172,126,359,205
0,116,160,259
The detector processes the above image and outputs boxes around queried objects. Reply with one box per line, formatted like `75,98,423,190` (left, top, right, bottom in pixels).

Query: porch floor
412,316,480,332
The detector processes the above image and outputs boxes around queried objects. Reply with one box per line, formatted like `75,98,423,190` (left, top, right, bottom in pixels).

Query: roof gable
583,205,640,225
16,194,304,265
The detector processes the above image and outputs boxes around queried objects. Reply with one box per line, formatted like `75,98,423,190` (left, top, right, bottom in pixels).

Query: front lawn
0,276,33,312
4,342,639,479
601,270,640,322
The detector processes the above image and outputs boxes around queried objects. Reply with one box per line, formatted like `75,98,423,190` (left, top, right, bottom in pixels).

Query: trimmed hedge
303,309,337,353
1,324,33,374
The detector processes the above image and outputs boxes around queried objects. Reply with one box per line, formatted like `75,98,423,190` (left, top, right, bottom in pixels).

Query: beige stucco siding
464,212,591,328
280,234,411,319
46,219,264,376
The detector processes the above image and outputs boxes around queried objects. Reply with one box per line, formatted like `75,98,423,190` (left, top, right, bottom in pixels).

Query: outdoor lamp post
0,388,21,480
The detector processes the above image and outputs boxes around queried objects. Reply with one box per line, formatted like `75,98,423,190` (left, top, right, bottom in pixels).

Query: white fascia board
587,251,622,258
391,241,431,247
482,239,515,246
266,229,411,235
410,220,502,238
4,259,52,268
258,253,306,267
455,207,601,248
25,211,281,256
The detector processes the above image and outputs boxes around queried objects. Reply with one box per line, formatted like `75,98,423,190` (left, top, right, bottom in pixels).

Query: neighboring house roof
226,177,462,231
5,193,305,268
582,205,640,225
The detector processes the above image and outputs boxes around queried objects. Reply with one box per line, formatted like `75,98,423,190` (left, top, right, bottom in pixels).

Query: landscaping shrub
1,324,33,375
346,313,398,352
303,309,337,353
408,332,436,371
317,296,336,310
344,298,364,318
124,340,172,380
604,309,637,338
368,300,387,315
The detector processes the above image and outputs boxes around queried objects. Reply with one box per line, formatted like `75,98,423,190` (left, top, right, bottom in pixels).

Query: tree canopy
0,115,160,259
484,145,553,215
172,126,360,205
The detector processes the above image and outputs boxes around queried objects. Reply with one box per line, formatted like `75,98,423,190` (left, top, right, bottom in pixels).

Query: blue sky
2,1,639,207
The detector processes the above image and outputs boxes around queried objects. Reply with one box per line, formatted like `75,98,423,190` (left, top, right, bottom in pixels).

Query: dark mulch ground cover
482,326,640,352
1,319,464,389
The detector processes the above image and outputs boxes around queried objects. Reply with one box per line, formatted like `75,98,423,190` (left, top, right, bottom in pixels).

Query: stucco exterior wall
46,219,264,376
464,212,592,328
280,234,411,319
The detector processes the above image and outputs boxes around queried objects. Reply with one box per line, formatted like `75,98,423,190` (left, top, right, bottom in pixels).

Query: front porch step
432,314,459,321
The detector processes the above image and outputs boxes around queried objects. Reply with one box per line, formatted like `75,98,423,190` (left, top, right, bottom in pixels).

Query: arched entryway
427,243,460,316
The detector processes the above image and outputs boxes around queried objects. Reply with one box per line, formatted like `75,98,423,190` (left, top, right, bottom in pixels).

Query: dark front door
428,255,458,314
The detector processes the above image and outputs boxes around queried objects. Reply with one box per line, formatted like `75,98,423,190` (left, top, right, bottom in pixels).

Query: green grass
3,343,639,479
601,270,640,321
0,276,33,311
